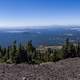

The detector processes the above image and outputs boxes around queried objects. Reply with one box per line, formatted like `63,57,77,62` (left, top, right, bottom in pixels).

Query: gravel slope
0,58,80,80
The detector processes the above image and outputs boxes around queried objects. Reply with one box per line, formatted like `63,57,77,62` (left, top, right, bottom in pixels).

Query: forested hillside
0,38,80,64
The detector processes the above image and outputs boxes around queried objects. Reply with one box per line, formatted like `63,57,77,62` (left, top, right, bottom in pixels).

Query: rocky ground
0,58,80,80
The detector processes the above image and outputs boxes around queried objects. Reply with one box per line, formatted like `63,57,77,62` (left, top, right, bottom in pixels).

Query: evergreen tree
10,40,17,62
0,45,2,58
3,46,10,62
53,50,58,62
76,41,80,57
69,43,76,58
63,38,70,58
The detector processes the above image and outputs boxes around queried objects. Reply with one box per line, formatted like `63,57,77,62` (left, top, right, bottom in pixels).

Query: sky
0,0,80,28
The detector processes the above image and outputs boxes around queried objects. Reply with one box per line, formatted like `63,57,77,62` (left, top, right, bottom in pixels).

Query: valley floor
0,58,80,80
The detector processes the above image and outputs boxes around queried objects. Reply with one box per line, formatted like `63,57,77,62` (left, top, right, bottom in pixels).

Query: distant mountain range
0,26,80,47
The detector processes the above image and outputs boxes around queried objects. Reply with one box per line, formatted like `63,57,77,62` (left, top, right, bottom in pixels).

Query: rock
0,58,80,80
22,77,26,80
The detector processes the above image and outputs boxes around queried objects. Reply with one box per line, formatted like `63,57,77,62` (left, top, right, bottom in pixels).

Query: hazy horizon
0,25,80,29
0,0,80,28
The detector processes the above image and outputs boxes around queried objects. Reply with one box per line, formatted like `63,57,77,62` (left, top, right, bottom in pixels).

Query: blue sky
0,0,80,28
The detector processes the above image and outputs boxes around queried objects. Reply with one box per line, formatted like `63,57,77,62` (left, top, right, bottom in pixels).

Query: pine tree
53,49,58,62
69,43,76,58
76,41,80,57
0,45,2,58
10,40,17,62
4,46,10,62
63,38,70,58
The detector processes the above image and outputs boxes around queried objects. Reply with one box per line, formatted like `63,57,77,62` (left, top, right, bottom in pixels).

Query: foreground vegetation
0,39,80,64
